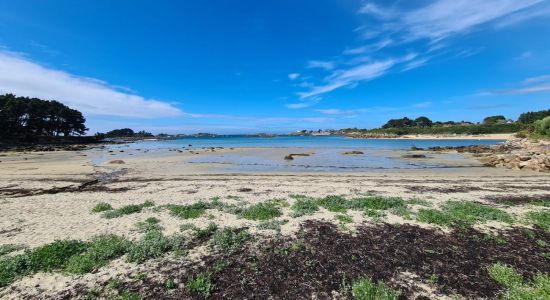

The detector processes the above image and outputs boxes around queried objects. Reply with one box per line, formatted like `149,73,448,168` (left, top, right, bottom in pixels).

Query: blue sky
0,0,549,134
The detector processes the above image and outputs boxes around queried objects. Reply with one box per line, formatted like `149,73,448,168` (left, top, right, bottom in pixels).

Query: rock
402,154,427,159
342,151,364,155
410,146,424,151
284,153,311,160
108,160,125,164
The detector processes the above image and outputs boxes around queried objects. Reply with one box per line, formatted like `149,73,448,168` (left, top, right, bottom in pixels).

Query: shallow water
113,135,504,150
100,136,502,172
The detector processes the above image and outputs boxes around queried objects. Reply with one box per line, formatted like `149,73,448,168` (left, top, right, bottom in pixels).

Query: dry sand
0,146,548,299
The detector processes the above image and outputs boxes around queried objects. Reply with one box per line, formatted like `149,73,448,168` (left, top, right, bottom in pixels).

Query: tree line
0,94,87,140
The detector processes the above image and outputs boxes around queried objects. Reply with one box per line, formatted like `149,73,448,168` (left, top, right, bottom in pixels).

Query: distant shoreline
351,133,514,140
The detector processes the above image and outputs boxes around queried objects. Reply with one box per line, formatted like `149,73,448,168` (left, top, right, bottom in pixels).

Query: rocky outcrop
284,153,311,160
479,139,550,172
342,151,364,155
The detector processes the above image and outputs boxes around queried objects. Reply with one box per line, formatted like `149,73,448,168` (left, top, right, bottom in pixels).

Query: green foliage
100,128,153,138
186,272,214,298
257,219,289,232
126,231,185,263
347,196,406,211
0,93,87,139
0,244,27,257
488,263,523,288
416,201,513,227
352,277,400,300
92,202,113,213
351,122,523,136
165,202,209,219
335,214,353,224
65,235,130,274
212,228,250,253
417,209,453,226
109,290,142,300
193,223,219,239
518,109,550,124
290,197,319,217
483,115,507,125
525,211,550,231
318,195,348,212
0,240,87,287
103,201,155,219
489,263,550,299
533,117,550,137
240,200,284,220
135,217,163,233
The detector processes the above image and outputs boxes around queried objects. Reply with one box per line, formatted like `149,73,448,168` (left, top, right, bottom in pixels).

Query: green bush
534,116,550,137
318,195,348,212
489,263,550,299
416,201,513,227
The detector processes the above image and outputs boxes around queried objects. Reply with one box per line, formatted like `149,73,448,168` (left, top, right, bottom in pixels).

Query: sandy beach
0,145,548,299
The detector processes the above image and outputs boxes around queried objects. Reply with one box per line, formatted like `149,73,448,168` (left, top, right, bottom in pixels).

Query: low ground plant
92,202,113,213
65,235,130,274
165,202,209,219
488,262,550,299
186,272,214,297
212,228,251,253
417,201,513,227
135,217,163,233
351,277,400,300
525,211,550,231
103,201,155,219
240,200,284,220
0,244,27,257
290,198,319,217
126,231,185,263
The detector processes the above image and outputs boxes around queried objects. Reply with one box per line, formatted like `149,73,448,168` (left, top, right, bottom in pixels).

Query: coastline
346,133,515,140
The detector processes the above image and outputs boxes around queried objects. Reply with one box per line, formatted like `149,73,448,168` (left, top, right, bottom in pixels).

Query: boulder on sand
108,160,125,164
342,151,364,155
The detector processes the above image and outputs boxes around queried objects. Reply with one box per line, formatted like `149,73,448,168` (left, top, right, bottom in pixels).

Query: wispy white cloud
298,59,395,99
288,73,300,80
0,51,183,118
480,74,550,95
306,60,336,70
285,96,322,109
412,101,433,108
292,0,548,106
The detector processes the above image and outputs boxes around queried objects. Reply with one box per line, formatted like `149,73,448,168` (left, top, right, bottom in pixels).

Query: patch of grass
103,201,155,219
180,224,197,232
165,202,209,219
417,201,514,227
135,217,163,233
443,201,514,224
212,228,251,253
488,263,550,299
318,195,348,212
417,209,454,226
186,272,213,298
110,290,142,300
193,223,218,239
428,274,439,285
65,235,130,274
92,202,113,213
240,200,283,220
351,277,400,300
165,278,176,290
335,214,353,224
0,244,27,257
530,199,550,207
525,211,550,231
257,219,289,232
391,206,412,219
364,209,386,219
347,196,406,211
0,239,87,287
536,239,547,247
290,198,319,217
406,198,432,207
126,231,185,263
